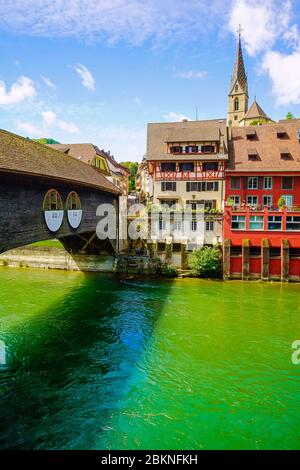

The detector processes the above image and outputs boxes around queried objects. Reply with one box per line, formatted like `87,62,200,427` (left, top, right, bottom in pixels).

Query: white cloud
74,63,95,90
0,76,36,105
228,0,291,56
17,110,79,136
176,70,207,79
163,112,191,122
229,0,300,106
42,76,55,88
262,50,300,105
0,0,226,46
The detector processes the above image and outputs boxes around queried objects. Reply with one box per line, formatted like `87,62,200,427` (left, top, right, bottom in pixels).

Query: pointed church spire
230,26,248,94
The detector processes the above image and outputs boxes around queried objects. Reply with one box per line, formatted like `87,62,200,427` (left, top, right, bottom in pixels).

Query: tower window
234,98,239,111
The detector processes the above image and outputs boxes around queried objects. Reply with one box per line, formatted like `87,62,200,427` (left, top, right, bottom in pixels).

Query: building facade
224,121,300,281
146,119,228,249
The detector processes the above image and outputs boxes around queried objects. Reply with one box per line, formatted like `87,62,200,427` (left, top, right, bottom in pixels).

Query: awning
276,127,287,137
246,128,256,136
280,147,290,155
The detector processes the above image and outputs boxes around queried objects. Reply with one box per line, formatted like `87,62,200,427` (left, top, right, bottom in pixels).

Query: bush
189,245,222,278
160,264,178,278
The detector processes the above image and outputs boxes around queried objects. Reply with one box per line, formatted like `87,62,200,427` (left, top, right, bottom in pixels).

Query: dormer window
185,145,198,153
280,148,292,160
170,146,182,154
246,129,256,140
276,127,287,138
247,149,259,161
201,145,216,153
234,98,239,111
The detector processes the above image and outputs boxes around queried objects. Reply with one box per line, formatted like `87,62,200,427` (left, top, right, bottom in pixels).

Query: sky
0,0,300,163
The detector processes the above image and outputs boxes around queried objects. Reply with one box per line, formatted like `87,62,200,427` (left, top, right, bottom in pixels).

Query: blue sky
0,0,299,162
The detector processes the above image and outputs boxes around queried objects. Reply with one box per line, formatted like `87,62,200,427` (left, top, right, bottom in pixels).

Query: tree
189,245,222,278
285,112,295,120
33,138,60,144
120,161,139,192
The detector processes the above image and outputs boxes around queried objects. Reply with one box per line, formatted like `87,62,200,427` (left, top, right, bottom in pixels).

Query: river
0,267,299,450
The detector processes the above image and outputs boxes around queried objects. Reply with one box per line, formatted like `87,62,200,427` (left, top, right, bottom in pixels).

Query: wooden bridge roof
0,129,121,194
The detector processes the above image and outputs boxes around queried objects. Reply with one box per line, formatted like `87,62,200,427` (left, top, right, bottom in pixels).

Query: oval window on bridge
66,191,82,229
43,189,64,232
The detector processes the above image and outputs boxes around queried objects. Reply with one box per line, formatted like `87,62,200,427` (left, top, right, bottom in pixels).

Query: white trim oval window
66,191,82,229
43,189,64,232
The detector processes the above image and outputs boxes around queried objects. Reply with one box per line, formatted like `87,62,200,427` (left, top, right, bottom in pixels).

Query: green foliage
120,161,139,192
33,138,60,144
189,245,222,278
285,112,295,120
277,196,286,209
160,263,178,278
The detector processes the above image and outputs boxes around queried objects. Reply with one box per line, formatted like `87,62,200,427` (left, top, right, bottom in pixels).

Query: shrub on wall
189,245,222,278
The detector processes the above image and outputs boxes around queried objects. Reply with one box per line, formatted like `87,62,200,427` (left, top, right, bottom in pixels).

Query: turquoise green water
0,268,300,450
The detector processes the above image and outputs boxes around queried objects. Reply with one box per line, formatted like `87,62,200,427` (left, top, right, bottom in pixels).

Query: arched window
66,192,81,210
43,189,63,211
66,192,82,229
234,98,239,111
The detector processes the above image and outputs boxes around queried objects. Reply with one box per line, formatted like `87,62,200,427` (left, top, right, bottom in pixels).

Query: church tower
228,28,248,127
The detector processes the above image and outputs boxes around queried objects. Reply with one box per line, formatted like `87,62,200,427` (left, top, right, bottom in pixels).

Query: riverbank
0,245,162,276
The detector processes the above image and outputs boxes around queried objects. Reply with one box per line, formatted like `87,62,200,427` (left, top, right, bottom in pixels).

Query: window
234,98,239,111
160,199,177,209
186,200,200,211
269,247,281,258
231,215,245,230
248,154,258,161
173,220,182,231
186,181,219,192
202,162,218,171
185,145,198,153
286,216,300,230
249,216,263,230
159,220,166,231
231,246,242,256
268,216,282,230
229,195,240,205
234,115,238,120
161,182,176,191
170,146,182,154
263,177,273,189
179,162,194,172
43,189,63,211
161,162,176,172
206,221,214,231
248,177,258,189
250,246,261,256
201,145,215,153
191,221,197,231
230,176,240,189
198,200,216,211
290,248,300,257
235,84,238,92
66,192,81,210
247,195,258,206
281,195,293,207
282,176,293,189
263,195,273,207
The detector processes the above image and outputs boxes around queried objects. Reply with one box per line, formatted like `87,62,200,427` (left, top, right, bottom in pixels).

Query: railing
229,204,300,213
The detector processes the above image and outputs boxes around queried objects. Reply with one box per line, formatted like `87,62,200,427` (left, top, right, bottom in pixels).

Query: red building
224,120,300,281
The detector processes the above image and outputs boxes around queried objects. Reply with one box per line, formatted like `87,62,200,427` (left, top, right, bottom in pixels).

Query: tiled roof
147,119,228,161
229,121,300,172
241,100,271,121
0,129,121,193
